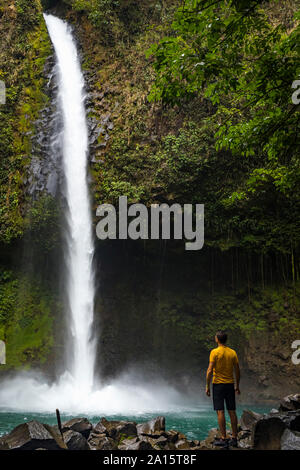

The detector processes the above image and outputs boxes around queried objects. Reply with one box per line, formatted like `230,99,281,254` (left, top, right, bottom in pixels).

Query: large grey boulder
1,421,67,450
63,429,89,450
239,409,262,431
281,429,300,450
93,421,107,435
139,434,169,450
88,433,118,450
62,418,93,439
97,418,137,440
252,416,286,450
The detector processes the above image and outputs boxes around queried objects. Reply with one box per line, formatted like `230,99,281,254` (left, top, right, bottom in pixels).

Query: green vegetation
158,281,300,352
147,0,300,257
0,269,55,369
0,0,51,244
65,0,165,44
0,1,57,369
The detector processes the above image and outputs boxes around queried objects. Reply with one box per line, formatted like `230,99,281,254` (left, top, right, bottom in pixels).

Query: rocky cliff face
0,0,299,402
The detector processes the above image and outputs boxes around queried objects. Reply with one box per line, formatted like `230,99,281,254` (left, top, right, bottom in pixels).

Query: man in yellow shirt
206,330,240,448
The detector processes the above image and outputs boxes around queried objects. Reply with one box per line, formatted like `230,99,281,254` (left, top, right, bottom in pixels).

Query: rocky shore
0,394,299,451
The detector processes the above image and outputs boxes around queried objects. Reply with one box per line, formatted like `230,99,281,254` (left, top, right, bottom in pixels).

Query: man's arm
234,361,241,394
206,361,214,397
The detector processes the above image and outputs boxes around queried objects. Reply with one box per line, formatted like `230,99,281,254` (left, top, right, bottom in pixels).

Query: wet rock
279,394,300,412
1,421,67,450
88,434,117,450
63,430,89,450
277,410,300,431
140,434,168,450
239,409,262,431
46,171,58,196
252,416,286,450
199,428,219,449
165,430,179,443
118,439,154,450
0,438,9,450
137,416,165,436
98,418,137,440
93,422,107,435
62,417,93,439
281,428,300,450
189,439,201,448
175,438,191,450
153,435,168,448
237,430,252,449
116,422,137,439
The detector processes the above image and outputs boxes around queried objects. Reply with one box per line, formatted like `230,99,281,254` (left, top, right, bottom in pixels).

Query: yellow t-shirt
209,345,238,384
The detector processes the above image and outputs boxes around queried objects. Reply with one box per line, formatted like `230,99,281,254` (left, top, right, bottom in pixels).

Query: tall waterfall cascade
44,14,96,394
0,15,185,415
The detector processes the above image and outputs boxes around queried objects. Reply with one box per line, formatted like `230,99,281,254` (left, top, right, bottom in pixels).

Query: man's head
215,330,227,345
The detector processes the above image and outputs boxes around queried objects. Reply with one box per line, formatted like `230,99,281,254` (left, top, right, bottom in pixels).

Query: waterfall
0,15,187,415
43,14,96,394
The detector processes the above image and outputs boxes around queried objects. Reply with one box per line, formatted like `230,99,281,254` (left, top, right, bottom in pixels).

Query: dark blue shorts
212,383,236,411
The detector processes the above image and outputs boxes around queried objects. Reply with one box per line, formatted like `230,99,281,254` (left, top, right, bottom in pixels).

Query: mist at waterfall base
0,14,199,419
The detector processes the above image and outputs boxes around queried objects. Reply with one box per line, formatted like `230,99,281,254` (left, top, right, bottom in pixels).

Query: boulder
175,439,191,450
140,434,168,450
98,418,137,440
189,440,201,447
137,416,165,436
154,435,168,448
200,428,226,449
0,438,9,450
239,409,262,431
63,430,89,450
93,421,107,435
237,430,252,449
278,410,300,431
1,421,67,450
279,394,300,412
165,430,179,443
62,418,92,439
252,416,286,450
115,422,137,440
118,439,154,450
88,434,117,450
281,429,300,450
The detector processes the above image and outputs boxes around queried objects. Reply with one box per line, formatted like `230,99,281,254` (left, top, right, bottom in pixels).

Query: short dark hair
216,330,227,344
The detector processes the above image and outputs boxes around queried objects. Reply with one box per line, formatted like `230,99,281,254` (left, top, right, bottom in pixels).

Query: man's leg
228,410,238,439
213,384,228,446
216,410,226,439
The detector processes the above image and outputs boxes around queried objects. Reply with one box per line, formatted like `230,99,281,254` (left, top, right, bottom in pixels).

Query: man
206,330,240,448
